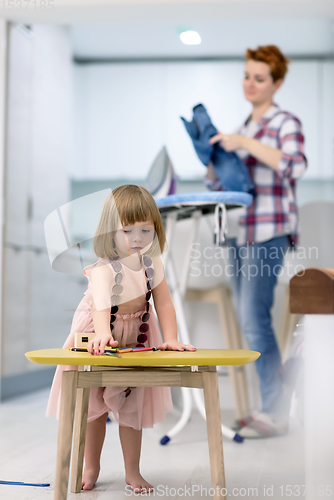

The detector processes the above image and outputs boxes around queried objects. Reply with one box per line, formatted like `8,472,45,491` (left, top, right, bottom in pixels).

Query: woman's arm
152,277,196,351
209,133,281,171
209,116,307,177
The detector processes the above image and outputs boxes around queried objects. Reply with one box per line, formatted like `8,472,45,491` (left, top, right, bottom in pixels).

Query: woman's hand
210,132,282,170
209,133,246,152
87,333,118,355
158,339,196,352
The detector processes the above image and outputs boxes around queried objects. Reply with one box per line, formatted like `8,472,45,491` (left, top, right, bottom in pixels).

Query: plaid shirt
235,103,307,247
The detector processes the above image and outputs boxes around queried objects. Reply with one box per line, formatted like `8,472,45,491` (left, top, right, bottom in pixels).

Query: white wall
72,59,334,180
0,24,81,389
0,21,7,400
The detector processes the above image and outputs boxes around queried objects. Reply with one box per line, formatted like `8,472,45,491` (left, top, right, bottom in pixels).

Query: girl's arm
152,277,196,351
209,133,281,171
87,303,118,355
87,264,118,355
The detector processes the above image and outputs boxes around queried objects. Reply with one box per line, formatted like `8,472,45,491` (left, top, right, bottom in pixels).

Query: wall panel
1,25,74,393
72,59,334,180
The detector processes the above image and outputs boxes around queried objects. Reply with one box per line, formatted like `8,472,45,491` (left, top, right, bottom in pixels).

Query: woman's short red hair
245,45,290,82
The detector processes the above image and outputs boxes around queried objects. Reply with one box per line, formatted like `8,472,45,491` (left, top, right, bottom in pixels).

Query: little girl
46,184,196,493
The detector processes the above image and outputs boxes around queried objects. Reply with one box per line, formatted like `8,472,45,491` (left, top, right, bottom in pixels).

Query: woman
209,45,307,438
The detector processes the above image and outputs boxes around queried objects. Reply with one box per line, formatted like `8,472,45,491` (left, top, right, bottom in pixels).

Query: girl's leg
119,425,153,493
82,412,108,490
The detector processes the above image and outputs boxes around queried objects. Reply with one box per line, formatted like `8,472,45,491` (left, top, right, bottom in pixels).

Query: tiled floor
0,383,305,500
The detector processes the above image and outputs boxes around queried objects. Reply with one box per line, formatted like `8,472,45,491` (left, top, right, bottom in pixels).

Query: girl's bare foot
81,467,100,490
126,471,154,494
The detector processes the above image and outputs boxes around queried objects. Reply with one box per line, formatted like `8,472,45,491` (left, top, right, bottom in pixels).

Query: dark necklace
109,255,154,347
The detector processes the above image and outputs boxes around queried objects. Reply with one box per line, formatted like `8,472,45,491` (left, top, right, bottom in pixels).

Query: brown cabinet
290,268,334,314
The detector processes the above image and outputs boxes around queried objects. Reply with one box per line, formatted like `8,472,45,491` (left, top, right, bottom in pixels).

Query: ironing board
155,191,253,443
156,191,252,217
25,348,259,500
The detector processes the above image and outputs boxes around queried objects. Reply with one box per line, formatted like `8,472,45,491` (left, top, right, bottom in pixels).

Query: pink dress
46,258,173,430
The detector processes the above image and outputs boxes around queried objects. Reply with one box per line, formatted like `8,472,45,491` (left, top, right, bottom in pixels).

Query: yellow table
26,348,260,500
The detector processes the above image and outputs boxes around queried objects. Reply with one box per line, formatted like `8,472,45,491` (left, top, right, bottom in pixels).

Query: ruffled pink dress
46,258,173,430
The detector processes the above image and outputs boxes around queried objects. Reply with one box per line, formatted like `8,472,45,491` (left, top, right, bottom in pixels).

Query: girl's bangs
117,198,154,226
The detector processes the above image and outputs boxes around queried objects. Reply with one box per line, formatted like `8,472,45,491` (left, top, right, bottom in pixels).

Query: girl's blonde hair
93,185,166,259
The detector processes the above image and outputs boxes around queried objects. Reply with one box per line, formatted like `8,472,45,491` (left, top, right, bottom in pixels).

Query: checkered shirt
235,103,307,247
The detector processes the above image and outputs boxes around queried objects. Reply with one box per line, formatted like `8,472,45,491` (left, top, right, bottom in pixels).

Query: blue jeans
227,235,290,413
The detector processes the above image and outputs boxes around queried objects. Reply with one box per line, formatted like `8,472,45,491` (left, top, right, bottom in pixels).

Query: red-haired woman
210,45,307,438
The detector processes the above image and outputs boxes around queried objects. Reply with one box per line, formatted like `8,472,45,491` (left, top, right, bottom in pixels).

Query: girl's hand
158,339,196,352
87,333,118,355
209,133,246,152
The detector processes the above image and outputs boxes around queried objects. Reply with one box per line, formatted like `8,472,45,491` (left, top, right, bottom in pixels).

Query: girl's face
114,221,155,257
243,59,283,106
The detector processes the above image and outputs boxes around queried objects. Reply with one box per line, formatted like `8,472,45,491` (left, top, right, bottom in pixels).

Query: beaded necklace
109,255,154,347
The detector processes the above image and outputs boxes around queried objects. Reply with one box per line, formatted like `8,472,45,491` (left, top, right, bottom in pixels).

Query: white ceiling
72,19,334,59
2,0,334,24
1,0,334,58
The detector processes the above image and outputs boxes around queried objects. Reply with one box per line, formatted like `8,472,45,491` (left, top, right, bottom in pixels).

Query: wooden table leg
202,369,226,500
54,370,78,500
70,387,90,493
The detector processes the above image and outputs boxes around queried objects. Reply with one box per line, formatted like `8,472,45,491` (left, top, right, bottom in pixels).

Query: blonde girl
46,185,195,493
